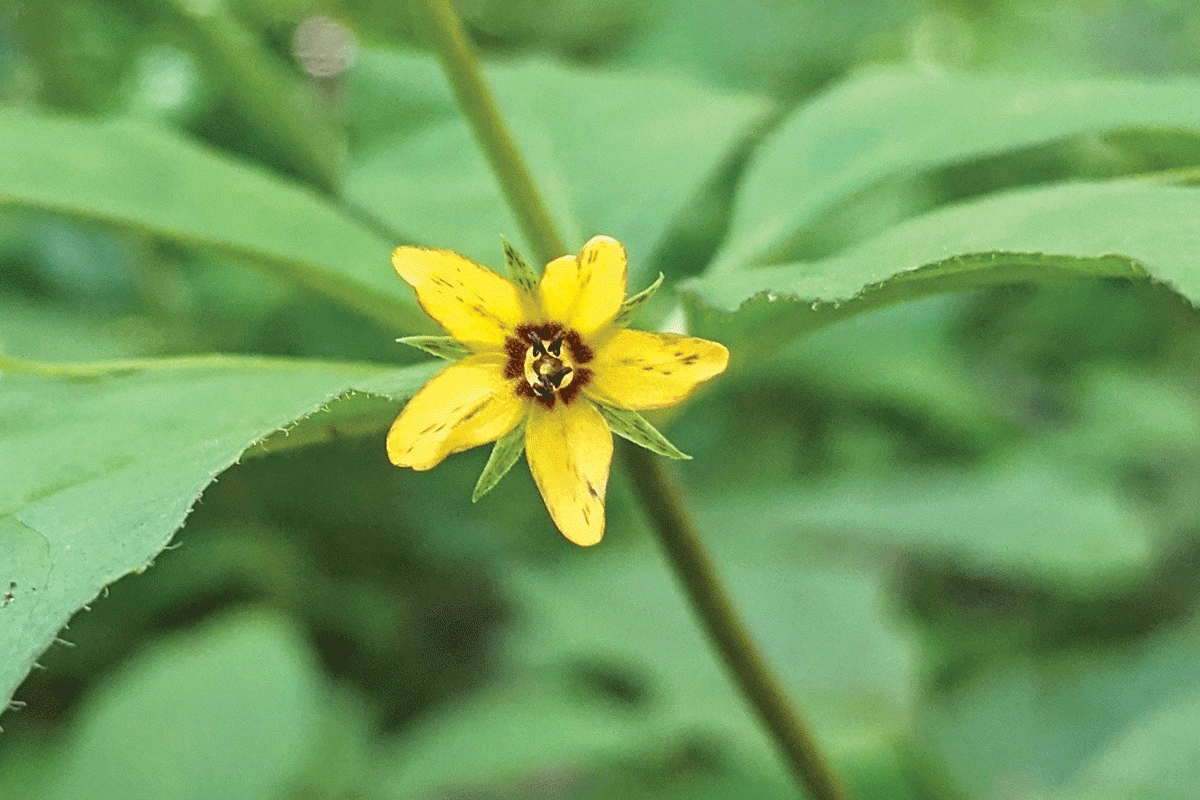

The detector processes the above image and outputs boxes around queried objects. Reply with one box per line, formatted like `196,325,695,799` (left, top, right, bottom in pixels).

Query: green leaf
0,110,428,333
698,453,1156,597
1060,688,1200,800
508,548,917,781
346,49,771,275
346,44,457,149
161,0,343,192
711,70,1200,272
0,354,435,713
919,614,1200,799
595,402,690,460
472,419,526,502
395,335,470,360
686,181,1200,361
625,0,908,105
501,236,539,293
613,272,664,328
0,297,163,362
382,546,919,796
377,677,665,797
770,296,1010,449
36,612,325,800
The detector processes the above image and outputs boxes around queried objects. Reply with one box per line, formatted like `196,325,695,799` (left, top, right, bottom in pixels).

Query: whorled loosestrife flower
387,235,728,546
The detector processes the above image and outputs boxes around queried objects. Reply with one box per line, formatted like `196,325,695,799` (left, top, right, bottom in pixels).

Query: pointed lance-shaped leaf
501,236,539,294
613,272,664,328
472,418,527,502
396,336,471,360
594,402,690,460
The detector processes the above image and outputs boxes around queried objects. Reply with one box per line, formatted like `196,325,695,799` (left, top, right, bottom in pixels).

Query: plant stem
415,2,848,796
623,446,848,800
410,0,566,265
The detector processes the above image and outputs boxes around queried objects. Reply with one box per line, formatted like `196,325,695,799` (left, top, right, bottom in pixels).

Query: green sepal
613,272,664,327
501,236,539,293
595,402,690,460
396,336,471,360
472,419,527,502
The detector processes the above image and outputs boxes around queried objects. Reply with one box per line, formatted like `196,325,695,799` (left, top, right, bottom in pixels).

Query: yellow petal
387,355,525,470
393,247,526,349
537,235,627,336
586,330,729,411
525,400,612,546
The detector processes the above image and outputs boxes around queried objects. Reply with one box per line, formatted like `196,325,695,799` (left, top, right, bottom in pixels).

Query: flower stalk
409,0,565,264
624,446,848,800
411,0,849,796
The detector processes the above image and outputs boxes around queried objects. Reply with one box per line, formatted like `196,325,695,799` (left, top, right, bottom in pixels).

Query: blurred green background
6,0,1200,798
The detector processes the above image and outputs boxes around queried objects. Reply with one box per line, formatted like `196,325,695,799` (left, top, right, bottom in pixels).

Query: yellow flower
387,235,728,546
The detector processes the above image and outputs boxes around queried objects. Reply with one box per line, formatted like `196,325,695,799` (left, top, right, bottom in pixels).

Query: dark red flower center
504,322,593,409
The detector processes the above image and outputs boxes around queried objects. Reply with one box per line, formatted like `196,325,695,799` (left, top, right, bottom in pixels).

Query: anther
525,329,547,357
508,322,591,406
